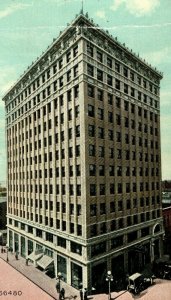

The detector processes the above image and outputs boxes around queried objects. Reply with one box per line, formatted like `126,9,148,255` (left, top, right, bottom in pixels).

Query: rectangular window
97,50,103,62
107,56,112,68
87,85,94,97
97,69,103,81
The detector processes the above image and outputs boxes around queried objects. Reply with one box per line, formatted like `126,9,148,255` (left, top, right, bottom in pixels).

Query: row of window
86,43,159,94
90,211,161,239
88,145,159,161
89,182,160,196
88,107,158,134
87,83,158,110
88,124,158,145
6,44,79,113
89,165,159,177
7,84,79,124
8,183,81,195
90,196,160,216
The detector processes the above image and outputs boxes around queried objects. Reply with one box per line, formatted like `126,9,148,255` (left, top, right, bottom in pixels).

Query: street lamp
106,270,113,300
56,272,63,292
6,245,9,262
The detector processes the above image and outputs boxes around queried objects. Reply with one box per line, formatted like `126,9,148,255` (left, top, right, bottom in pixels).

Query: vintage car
127,272,154,294
153,258,171,279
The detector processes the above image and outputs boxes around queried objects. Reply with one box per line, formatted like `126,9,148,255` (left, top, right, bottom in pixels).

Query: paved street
0,257,54,300
0,250,171,300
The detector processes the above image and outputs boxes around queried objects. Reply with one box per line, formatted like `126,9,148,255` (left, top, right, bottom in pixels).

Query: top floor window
73,45,78,57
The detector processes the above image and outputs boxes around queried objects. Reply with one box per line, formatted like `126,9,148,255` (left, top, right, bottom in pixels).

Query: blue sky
0,0,171,183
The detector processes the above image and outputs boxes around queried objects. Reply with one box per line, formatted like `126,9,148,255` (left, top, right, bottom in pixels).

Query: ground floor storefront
8,227,164,294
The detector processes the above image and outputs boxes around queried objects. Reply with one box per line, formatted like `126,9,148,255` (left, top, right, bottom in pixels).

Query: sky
0,0,171,184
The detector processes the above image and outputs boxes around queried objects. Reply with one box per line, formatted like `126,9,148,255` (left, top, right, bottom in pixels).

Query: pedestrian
15,251,18,260
60,287,65,299
56,281,60,293
80,289,83,300
84,288,87,300
25,258,28,266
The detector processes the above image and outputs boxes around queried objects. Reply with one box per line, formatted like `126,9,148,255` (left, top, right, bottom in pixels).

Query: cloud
95,10,106,19
160,90,171,108
0,66,17,102
111,0,160,17
0,2,33,20
142,47,171,66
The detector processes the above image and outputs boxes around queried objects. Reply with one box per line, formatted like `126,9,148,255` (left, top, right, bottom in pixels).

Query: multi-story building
2,12,164,292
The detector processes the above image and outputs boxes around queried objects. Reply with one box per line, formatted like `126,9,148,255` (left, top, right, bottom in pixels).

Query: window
100,203,106,215
99,165,104,176
138,91,142,100
59,59,63,69
88,104,94,117
97,50,103,62
99,146,104,157
76,145,80,157
90,204,97,216
130,72,134,81
98,127,104,139
73,45,78,57
97,89,103,101
89,144,95,156
89,164,96,176
97,69,103,81
100,184,105,195
116,97,121,108
109,166,114,176
115,62,120,73
108,129,113,140
74,65,78,77
90,184,96,196
131,87,135,97
109,147,114,158
108,112,113,123
98,108,103,120
76,125,80,137
88,124,95,137
59,76,63,87
108,93,113,105
124,67,128,77
74,85,79,98
115,79,120,90
107,75,112,86
66,51,71,63
87,64,94,77
67,70,71,82
87,43,93,57
87,85,94,97
124,84,128,94
107,56,112,68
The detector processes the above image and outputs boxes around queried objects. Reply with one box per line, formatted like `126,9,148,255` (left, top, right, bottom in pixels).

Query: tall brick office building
2,13,164,292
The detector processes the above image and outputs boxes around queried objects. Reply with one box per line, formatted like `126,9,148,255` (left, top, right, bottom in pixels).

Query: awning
37,255,54,270
27,251,43,262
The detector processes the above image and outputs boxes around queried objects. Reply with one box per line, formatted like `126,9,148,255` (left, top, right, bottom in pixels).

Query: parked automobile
153,258,171,279
127,272,154,294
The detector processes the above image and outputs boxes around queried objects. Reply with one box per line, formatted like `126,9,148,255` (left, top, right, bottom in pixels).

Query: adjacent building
2,12,164,292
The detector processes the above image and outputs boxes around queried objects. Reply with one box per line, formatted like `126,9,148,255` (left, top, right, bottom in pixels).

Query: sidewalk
0,249,130,300
0,250,79,300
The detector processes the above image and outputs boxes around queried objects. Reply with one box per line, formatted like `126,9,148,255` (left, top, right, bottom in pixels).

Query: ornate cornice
2,13,162,104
